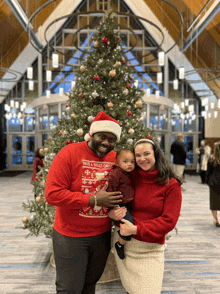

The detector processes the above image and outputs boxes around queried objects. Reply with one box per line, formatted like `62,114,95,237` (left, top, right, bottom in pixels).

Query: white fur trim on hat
90,120,121,141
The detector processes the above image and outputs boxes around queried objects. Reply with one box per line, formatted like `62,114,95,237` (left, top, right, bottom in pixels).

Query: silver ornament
127,138,133,145
88,116,95,123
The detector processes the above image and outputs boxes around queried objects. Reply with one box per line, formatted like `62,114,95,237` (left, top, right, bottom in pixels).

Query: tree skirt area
0,170,26,177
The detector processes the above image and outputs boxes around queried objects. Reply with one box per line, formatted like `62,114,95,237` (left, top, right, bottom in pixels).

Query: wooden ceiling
1,0,220,99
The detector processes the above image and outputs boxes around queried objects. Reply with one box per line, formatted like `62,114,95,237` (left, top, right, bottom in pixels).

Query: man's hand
96,182,123,208
108,205,126,220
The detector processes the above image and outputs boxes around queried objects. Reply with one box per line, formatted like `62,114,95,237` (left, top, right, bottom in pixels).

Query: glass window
49,104,59,130
42,134,48,146
184,117,197,132
39,106,48,130
172,116,182,132
12,155,22,166
9,117,22,132
159,107,168,130
12,136,22,154
184,136,193,166
61,104,70,119
24,115,35,132
157,134,165,153
149,105,159,130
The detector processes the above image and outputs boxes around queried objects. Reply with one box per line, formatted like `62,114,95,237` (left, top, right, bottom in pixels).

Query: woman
196,140,211,184
206,142,220,227
109,136,182,294
30,148,44,198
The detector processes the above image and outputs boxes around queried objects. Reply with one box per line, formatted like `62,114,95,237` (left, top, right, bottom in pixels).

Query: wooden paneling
206,138,220,153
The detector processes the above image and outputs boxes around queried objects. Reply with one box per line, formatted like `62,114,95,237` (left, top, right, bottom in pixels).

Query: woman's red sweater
131,168,182,245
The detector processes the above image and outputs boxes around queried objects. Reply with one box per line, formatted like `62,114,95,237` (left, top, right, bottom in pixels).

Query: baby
107,149,135,259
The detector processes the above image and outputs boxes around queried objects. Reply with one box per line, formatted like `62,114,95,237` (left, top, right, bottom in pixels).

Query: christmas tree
22,14,154,237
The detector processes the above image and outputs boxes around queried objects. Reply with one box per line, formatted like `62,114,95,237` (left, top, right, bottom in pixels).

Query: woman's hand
108,205,126,220
120,219,137,236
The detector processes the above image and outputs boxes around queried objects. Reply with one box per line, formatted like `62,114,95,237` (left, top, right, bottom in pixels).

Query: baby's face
117,152,135,172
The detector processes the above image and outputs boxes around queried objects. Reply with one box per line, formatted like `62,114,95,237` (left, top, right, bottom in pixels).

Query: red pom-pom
126,83,131,89
34,176,39,181
66,104,69,108
122,59,126,64
94,75,100,81
59,131,63,136
66,140,72,145
127,110,132,117
102,37,108,44
146,135,152,139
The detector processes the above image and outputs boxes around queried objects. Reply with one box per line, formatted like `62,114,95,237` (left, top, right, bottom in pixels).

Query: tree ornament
122,59,126,64
36,196,43,204
40,181,46,187
71,113,76,118
80,65,86,72
102,37,108,44
66,140,72,145
139,116,144,122
94,40,99,47
77,128,84,136
92,90,99,98
22,216,29,224
116,45,121,50
48,137,52,141
109,70,116,77
117,37,121,41
71,85,76,91
127,110,132,117
135,100,143,108
63,130,68,135
146,135,152,139
94,75,100,81
29,214,36,222
88,116,95,123
66,106,71,112
59,131,63,136
107,102,114,108
51,125,57,131
126,83,131,89
44,148,49,153
115,61,121,66
98,58,103,64
128,128,135,135
127,138,134,145
123,89,128,95
66,104,69,108
49,153,56,159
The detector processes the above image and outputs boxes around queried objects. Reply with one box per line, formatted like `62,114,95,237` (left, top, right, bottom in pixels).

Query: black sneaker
115,241,125,260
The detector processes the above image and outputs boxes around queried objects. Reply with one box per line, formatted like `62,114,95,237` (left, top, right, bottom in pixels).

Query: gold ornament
22,216,29,223
123,89,129,95
44,148,49,153
115,61,121,66
94,41,99,47
77,128,84,136
107,102,114,108
80,65,86,72
109,70,116,77
36,196,43,204
135,100,143,108
71,113,76,118
128,128,135,135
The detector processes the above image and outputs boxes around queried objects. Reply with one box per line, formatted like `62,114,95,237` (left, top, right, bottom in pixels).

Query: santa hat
84,112,121,142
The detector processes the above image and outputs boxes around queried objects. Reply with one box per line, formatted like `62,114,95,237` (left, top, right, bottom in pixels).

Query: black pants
53,228,111,294
200,170,207,183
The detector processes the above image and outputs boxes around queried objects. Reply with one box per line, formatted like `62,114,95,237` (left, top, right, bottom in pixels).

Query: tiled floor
0,172,220,293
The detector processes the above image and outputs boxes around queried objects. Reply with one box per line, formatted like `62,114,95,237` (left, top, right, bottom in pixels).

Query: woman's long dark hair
134,139,183,185
34,148,44,159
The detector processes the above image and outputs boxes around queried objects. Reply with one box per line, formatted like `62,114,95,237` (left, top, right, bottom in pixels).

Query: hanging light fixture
59,87,64,96
188,105,194,112
15,102,19,109
52,53,59,68
46,70,52,82
27,67,33,79
202,98,209,106
158,51,165,66
181,101,185,109
185,99,189,106
186,113,189,119
10,100,15,108
155,90,160,99
205,105,209,111
46,90,51,99
173,79,178,90
214,111,218,118
29,80,34,91
201,111,206,117
208,113,211,118
146,88,151,97
218,99,220,109
22,102,27,108
134,80,139,88
179,67,185,79
157,72,162,84
192,114,196,120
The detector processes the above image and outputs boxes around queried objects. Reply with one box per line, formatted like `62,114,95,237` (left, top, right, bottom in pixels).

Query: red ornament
102,37,108,44
126,83,131,89
66,104,69,108
146,135,152,139
127,110,132,117
59,131,63,136
34,176,39,181
122,59,126,64
94,75,100,81
78,94,81,98
81,94,84,99
117,37,121,41
66,140,72,145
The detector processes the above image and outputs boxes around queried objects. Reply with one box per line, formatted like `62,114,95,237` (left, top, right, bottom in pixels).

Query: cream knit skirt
113,227,165,294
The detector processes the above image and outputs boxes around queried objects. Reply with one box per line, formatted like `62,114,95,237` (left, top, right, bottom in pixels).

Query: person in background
45,112,125,294
196,140,211,184
206,142,220,227
30,148,44,198
109,135,182,294
107,149,135,260
170,133,187,191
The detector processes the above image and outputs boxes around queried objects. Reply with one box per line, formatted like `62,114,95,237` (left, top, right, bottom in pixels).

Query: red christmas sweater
126,168,182,245
45,141,116,237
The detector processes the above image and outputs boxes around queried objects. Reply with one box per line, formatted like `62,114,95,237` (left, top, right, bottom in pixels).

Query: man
170,133,187,190
45,112,126,294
